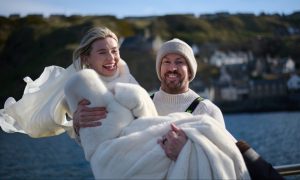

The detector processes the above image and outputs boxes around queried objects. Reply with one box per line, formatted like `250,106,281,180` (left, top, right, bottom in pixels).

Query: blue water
225,111,300,166
0,111,299,179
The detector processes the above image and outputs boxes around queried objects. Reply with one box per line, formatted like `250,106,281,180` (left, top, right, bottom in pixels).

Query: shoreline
216,93,300,114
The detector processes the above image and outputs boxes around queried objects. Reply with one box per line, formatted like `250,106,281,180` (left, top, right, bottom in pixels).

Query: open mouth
166,73,180,80
103,63,117,71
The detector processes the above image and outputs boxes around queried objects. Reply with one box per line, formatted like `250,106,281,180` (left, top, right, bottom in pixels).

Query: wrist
73,122,80,136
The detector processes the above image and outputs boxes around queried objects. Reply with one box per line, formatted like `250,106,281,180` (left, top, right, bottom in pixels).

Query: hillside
0,12,299,103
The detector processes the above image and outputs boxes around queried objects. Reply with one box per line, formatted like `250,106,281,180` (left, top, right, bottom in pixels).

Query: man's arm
73,99,107,136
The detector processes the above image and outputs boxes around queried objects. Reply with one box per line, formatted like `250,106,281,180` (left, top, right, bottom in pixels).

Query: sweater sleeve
194,99,225,128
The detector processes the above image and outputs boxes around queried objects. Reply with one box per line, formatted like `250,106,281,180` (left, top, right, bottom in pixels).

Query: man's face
160,53,191,94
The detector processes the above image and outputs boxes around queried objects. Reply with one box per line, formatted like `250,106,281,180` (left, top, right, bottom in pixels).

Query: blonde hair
73,27,118,70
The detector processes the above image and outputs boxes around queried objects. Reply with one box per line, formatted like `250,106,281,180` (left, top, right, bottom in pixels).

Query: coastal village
119,32,300,112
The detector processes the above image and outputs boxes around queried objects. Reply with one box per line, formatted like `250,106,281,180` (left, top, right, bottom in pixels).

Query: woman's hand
73,99,107,135
158,123,187,161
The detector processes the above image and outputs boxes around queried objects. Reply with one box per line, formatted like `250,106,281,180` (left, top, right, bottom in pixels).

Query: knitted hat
156,38,197,82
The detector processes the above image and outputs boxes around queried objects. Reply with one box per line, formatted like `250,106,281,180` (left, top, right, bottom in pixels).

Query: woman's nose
106,52,114,61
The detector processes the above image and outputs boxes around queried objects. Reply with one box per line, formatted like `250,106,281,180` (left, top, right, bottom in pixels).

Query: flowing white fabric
0,59,135,138
0,65,76,137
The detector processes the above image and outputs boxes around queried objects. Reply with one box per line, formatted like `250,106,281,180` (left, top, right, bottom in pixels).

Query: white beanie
156,38,197,82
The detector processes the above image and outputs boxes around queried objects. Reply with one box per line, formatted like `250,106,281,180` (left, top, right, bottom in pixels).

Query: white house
287,73,300,90
220,86,238,101
284,57,296,73
209,50,251,67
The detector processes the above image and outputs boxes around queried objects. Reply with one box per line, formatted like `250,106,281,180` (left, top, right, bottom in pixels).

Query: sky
0,0,299,18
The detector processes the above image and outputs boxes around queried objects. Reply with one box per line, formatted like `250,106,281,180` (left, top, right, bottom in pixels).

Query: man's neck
160,87,189,95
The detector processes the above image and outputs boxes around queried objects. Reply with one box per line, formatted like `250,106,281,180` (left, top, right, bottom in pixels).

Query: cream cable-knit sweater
152,88,225,128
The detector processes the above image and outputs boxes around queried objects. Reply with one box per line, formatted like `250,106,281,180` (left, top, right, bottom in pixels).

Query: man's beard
165,79,182,90
162,72,184,93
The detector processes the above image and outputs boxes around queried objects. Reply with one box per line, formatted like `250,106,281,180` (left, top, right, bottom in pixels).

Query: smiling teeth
168,74,177,77
104,64,115,68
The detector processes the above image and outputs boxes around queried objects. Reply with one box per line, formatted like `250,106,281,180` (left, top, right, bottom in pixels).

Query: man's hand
73,99,107,135
158,123,187,161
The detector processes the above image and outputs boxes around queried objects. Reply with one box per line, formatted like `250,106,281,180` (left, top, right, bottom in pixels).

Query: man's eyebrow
176,57,185,61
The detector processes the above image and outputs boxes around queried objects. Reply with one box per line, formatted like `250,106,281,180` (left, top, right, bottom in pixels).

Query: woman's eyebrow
96,48,107,52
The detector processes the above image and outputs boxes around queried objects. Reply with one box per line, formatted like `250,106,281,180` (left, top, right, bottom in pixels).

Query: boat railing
275,163,300,176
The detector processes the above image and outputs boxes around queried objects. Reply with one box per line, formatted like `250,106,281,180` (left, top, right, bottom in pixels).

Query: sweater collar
99,59,131,90
155,88,198,104
99,68,120,83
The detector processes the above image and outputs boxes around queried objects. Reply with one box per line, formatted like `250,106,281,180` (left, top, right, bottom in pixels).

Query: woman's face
85,37,120,77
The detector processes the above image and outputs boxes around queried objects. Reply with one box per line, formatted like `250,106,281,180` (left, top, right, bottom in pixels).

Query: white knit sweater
152,88,225,128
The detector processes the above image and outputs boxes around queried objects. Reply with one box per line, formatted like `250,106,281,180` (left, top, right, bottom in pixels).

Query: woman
0,27,137,138
64,27,156,162
70,27,138,136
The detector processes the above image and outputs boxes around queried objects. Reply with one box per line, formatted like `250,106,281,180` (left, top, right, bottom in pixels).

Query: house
249,79,287,98
287,73,300,91
267,56,296,75
213,83,249,102
252,58,267,77
284,57,296,73
218,67,232,85
120,33,163,53
209,50,252,67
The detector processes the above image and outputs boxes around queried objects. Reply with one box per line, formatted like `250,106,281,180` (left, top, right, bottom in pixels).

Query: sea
0,111,299,179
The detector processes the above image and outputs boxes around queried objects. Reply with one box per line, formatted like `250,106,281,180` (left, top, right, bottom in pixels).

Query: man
152,38,282,179
150,38,225,160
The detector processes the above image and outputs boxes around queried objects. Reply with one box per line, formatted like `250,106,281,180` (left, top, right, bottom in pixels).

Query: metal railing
275,163,300,176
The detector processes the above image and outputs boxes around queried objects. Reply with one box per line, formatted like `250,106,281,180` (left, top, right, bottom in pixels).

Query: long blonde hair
72,27,118,70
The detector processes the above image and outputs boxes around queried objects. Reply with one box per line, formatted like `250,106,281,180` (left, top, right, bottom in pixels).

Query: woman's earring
83,63,90,69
